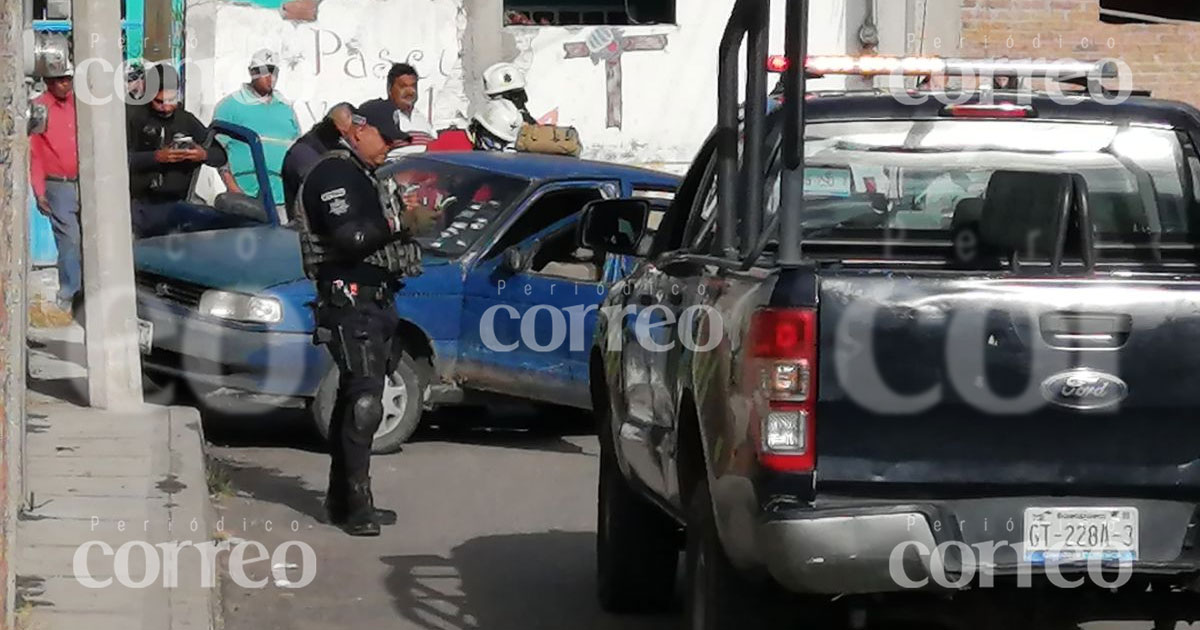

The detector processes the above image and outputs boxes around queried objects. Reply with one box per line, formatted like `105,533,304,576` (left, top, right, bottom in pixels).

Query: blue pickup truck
134,130,679,453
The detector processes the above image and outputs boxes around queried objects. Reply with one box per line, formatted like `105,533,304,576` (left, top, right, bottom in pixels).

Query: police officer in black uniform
293,106,430,536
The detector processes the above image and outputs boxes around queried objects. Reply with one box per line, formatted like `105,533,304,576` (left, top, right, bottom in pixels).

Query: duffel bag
515,124,582,157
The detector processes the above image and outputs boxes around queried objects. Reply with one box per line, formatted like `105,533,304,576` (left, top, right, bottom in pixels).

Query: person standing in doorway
30,55,80,314
213,49,301,207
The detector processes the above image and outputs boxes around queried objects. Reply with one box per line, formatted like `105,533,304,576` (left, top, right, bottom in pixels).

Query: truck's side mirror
500,246,529,274
578,199,650,257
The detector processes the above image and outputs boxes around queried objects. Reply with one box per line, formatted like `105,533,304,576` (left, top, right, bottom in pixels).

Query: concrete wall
0,0,27,624
187,0,469,130
187,0,859,173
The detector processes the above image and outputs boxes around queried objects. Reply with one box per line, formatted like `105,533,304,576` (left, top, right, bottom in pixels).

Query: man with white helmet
213,49,302,205
482,62,537,125
469,99,525,151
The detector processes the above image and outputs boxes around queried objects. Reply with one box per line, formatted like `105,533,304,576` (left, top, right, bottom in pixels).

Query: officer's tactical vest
295,150,423,281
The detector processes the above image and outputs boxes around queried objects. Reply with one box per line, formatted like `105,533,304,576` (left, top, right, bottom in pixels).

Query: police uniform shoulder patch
321,188,347,202
328,198,350,216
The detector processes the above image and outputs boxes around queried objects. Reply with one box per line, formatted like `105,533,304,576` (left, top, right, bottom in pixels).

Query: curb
166,406,217,630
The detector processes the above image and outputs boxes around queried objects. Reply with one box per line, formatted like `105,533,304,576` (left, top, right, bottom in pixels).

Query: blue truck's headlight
199,290,283,324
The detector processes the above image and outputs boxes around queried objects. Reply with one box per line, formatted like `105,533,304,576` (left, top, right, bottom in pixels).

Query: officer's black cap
357,99,413,145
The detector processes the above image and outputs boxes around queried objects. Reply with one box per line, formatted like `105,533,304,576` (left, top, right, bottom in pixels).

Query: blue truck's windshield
761,119,1198,243
379,159,529,258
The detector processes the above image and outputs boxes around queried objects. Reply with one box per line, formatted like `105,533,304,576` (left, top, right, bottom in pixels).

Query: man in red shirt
30,60,80,312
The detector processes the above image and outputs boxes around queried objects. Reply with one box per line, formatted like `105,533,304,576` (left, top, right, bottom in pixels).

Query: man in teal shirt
213,49,301,209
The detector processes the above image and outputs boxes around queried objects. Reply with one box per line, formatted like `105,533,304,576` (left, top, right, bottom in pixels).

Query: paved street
205,405,1198,630
206,405,676,630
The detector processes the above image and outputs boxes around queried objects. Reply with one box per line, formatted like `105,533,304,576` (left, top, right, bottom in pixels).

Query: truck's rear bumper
758,497,1200,595
761,507,939,594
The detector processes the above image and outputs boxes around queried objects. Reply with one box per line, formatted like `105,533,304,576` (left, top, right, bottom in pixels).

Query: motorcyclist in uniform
482,62,537,125
293,106,437,536
468,98,525,151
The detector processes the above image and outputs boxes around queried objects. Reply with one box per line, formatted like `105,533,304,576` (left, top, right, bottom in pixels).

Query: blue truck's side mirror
578,199,650,257
500,246,530,274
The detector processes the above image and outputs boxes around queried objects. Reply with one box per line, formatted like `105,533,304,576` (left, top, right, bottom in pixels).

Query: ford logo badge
1041,369,1128,410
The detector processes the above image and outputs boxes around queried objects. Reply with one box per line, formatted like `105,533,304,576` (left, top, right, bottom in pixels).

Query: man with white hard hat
213,48,302,205
482,62,537,125
469,99,525,151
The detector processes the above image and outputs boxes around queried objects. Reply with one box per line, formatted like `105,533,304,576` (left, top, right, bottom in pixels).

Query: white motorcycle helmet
472,99,525,150
483,62,526,97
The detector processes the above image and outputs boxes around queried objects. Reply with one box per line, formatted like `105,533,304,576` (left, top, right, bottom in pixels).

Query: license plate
137,319,153,356
1023,507,1138,564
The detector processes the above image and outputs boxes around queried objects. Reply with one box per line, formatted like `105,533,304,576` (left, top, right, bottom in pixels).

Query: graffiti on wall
239,0,322,22
207,0,468,131
563,26,669,129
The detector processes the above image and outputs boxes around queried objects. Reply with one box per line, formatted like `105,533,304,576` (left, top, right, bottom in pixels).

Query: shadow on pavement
380,530,676,630
417,408,594,456
201,394,596,457
201,403,327,453
216,456,330,524
26,332,90,407
26,374,89,407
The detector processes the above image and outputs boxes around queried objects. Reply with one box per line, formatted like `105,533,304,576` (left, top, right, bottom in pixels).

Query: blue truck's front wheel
310,351,425,454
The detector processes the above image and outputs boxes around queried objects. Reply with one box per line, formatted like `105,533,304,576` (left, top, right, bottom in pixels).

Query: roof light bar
943,102,1035,118
792,55,1118,79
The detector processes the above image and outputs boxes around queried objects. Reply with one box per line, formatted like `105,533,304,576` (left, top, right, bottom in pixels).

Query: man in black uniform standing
293,107,432,536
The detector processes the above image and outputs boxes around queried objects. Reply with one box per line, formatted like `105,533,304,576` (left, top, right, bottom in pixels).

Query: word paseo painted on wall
309,28,446,80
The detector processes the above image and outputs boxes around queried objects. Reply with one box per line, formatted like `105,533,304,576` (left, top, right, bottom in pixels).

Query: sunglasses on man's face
153,95,180,106
250,65,278,78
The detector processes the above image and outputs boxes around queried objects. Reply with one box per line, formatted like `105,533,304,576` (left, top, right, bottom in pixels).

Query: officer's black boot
323,477,349,525
366,485,398,526
342,478,382,537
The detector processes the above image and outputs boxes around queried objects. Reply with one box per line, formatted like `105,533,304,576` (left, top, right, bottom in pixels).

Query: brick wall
0,0,25,625
960,0,1200,106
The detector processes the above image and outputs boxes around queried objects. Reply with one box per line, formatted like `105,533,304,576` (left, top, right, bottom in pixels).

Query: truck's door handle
1039,312,1131,349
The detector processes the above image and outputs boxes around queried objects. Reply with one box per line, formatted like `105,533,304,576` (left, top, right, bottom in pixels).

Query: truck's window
762,120,1199,258
1182,132,1200,206
376,158,529,258
685,117,782,255
486,187,604,259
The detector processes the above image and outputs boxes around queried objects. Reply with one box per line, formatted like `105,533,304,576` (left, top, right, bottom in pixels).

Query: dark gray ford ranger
578,2,1200,628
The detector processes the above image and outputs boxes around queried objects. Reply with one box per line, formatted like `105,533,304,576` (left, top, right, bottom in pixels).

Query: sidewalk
18,324,216,630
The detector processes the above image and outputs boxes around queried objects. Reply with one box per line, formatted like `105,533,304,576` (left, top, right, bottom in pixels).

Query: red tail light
748,308,817,472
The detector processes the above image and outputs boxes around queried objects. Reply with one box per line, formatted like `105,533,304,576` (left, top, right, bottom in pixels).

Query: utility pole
74,0,144,409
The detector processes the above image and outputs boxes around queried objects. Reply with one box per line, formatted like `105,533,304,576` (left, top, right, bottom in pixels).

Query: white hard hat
38,38,73,79
41,55,72,79
249,49,279,72
473,99,525,143
483,62,526,97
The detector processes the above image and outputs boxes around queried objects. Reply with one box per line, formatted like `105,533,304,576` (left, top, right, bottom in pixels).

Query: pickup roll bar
716,0,808,265
779,0,809,266
716,0,749,257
